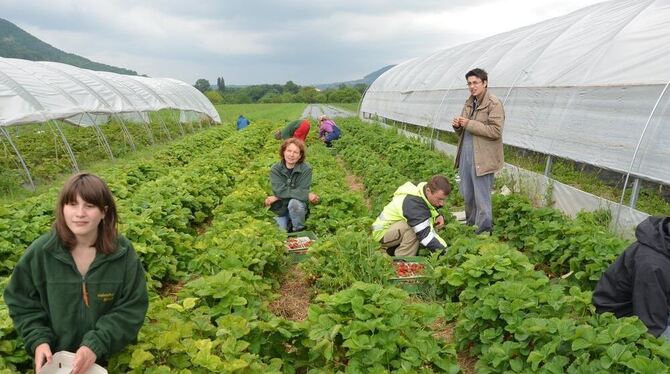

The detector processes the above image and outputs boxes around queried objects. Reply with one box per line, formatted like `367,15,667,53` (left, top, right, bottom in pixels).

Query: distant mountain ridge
314,64,395,89
0,18,137,75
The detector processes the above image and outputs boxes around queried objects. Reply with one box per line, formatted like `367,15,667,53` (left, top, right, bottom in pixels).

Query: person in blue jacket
236,115,250,130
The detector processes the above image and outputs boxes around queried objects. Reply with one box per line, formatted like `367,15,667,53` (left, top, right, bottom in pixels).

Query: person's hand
453,117,469,128
308,192,320,204
34,343,52,372
435,215,445,230
264,196,279,207
71,345,96,374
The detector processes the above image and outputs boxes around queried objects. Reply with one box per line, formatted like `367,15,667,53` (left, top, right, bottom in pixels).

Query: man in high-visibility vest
372,175,451,256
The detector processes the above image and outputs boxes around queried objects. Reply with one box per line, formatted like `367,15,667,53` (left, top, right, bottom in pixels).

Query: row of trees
194,78,365,104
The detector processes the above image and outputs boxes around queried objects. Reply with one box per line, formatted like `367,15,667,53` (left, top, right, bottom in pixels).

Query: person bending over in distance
4,173,149,374
372,175,451,256
318,115,342,147
265,138,320,232
236,114,250,130
452,68,505,234
593,217,670,341
274,118,311,142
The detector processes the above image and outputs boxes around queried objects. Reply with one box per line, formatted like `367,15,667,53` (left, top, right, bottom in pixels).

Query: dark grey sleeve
402,196,445,250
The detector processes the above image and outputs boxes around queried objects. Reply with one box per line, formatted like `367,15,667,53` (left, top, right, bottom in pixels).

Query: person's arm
402,197,446,251
463,100,504,140
80,246,148,359
3,258,56,360
632,262,669,337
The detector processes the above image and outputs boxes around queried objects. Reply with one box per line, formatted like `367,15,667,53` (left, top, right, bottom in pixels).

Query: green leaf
624,356,669,374
129,348,155,369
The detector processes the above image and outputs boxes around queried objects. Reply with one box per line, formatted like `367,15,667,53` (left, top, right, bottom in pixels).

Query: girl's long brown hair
54,173,118,254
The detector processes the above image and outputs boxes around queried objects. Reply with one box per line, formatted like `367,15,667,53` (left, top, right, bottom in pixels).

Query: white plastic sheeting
361,0,670,185
0,57,221,126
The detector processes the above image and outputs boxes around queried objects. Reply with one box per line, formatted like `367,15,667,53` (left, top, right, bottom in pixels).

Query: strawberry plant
303,282,459,373
301,231,395,293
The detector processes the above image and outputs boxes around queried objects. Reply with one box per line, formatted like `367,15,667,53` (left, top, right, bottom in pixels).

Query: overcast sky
1,0,607,86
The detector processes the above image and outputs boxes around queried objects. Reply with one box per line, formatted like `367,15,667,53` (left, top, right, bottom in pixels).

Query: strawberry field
1,104,670,373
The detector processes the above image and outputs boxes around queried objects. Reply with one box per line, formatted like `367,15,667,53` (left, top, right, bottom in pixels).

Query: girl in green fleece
4,173,148,374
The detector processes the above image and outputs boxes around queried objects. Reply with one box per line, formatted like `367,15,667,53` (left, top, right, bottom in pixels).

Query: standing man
593,217,670,340
236,114,250,130
452,68,505,234
371,175,451,256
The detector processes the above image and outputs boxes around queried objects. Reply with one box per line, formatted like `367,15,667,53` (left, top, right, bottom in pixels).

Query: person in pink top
318,115,341,147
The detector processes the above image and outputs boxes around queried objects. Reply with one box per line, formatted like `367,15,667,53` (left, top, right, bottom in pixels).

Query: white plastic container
39,351,107,374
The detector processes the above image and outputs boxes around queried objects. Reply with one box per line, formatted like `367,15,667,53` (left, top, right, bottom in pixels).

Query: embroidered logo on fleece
97,292,115,302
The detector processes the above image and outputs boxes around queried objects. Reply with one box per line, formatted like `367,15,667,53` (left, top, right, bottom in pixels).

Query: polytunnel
0,57,221,189
360,0,670,233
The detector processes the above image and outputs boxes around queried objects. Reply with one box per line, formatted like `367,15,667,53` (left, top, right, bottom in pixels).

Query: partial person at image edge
3,173,149,374
593,216,670,339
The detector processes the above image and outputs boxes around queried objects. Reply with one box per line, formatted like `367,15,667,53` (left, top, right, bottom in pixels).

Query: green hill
314,65,396,89
0,18,137,75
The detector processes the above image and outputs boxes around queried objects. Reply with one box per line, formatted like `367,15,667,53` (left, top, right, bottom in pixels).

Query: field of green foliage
1,104,669,373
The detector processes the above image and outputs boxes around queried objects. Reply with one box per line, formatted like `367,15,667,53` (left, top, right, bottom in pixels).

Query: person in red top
293,119,311,142
274,119,311,142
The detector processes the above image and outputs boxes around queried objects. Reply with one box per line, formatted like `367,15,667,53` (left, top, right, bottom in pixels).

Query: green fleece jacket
269,161,312,216
3,231,148,360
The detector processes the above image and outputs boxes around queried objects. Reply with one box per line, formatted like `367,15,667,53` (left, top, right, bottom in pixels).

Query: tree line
194,77,365,104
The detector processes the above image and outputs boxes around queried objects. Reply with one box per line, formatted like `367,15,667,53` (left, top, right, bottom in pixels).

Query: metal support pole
172,110,187,135
156,115,173,141
110,114,136,151
615,80,670,229
629,178,641,209
85,113,115,160
51,121,79,173
544,155,554,178
139,113,156,145
0,126,35,190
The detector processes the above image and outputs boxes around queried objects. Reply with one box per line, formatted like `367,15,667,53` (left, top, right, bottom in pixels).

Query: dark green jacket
3,231,148,360
280,120,301,139
269,161,312,216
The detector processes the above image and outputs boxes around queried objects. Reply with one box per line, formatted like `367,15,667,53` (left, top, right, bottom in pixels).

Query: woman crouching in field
265,138,320,232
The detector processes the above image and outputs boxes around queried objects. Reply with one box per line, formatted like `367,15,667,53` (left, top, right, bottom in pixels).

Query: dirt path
432,319,477,373
269,265,312,321
335,156,372,210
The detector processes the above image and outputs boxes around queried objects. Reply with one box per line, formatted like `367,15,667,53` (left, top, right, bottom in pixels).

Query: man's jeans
274,199,307,231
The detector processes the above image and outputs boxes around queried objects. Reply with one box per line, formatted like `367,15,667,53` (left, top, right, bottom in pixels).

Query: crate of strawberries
389,256,428,293
285,230,317,263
